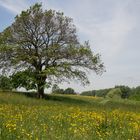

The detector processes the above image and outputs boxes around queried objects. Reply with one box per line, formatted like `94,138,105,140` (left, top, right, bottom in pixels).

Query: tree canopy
0,3,104,98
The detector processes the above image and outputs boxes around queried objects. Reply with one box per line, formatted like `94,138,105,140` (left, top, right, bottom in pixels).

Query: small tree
64,87,76,95
115,85,131,99
106,88,122,99
54,89,64,94
0,3,104,98
52,84,60,94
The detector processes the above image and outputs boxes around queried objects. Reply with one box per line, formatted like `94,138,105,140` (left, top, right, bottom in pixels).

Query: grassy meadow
0,92,140,140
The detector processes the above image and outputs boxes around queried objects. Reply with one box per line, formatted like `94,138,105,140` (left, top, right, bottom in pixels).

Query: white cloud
74,1,136,61
98,5,135,58
40,0,136,61
40,0,139,91
0,0,28,14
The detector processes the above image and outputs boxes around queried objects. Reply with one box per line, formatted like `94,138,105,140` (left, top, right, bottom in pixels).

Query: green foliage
0,75,12,90
80,85,140,100
51,84,60,94
95,89,110,97
64,87,76,95
115,85,131,98
81,90,96,96
11,70,37,90
51,84,65,94
134,86,140,95
106,88,122,99
0,3,104,97
81,88,110,97
53,89,65,94
129,86,140,101
52,86,76,95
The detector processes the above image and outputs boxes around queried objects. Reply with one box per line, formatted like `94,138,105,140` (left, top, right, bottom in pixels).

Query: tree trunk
37,84,44,98
36,68,46,98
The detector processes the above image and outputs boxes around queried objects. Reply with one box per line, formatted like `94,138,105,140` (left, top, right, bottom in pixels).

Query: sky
0,0,140,92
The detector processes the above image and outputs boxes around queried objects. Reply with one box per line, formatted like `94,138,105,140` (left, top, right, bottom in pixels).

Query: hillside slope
0,92,140,140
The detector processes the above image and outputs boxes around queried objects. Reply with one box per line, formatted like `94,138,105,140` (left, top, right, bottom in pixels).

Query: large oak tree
0,3,104,98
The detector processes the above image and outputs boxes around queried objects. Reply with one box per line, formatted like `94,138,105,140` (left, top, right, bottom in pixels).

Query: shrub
115,85,131,98
64,88,76,95
106,88,122,99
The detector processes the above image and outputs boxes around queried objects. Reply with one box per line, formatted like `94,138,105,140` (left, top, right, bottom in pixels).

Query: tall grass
0,92,140,140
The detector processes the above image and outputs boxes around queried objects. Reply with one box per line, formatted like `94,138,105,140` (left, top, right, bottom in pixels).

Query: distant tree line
80,85,140,100
51,84,76,95
0,75,140,100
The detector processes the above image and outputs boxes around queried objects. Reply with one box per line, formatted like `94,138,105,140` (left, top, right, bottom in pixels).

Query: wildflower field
0,92,140,140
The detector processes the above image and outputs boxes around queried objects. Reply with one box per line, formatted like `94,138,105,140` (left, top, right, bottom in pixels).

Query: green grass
0,92,140,140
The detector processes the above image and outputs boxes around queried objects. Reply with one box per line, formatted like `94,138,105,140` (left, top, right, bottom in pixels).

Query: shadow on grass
3,91,140,112
13,91,38,98
12,91,89,105
46,94,89,105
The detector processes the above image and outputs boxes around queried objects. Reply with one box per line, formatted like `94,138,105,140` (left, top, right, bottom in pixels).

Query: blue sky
0,0,140,92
